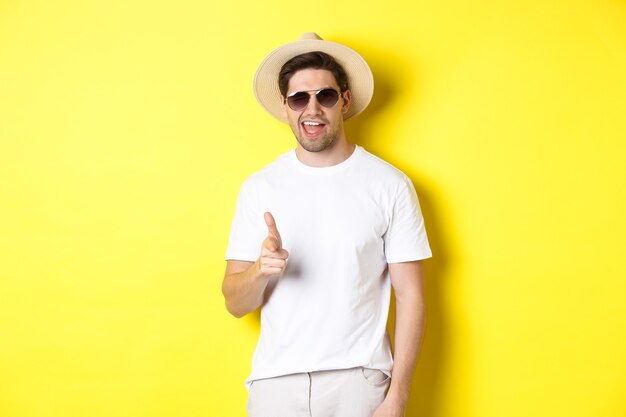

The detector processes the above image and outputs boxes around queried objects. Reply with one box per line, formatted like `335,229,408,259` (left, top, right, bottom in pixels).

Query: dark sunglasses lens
287,92,310,110
317,89,339,107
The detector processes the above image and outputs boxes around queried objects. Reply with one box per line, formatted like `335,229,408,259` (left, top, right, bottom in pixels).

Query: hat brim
253,38,374,123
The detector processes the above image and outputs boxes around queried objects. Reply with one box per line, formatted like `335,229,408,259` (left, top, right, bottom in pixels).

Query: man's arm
222,260,268,318
374,260,426,416
222,212,289,318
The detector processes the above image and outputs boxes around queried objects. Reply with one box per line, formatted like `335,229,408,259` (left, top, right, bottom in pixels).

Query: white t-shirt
225,145,432,391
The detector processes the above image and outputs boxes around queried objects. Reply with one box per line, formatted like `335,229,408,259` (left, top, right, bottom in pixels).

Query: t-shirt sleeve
383,176,433,263
225,180,265,262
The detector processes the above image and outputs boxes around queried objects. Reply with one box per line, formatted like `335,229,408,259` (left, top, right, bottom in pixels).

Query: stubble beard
295,131,338,153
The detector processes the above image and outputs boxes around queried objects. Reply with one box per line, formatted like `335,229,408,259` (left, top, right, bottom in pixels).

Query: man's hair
278,51,349,97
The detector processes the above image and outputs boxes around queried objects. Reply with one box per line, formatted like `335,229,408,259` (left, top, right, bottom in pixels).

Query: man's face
280,69,352,153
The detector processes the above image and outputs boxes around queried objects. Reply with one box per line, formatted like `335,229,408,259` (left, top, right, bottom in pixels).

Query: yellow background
1,0,625,416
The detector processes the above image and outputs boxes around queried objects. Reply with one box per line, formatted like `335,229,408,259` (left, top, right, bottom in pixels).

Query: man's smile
301,120,327,138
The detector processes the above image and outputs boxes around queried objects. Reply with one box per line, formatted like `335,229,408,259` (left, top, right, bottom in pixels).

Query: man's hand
372,397,406,417
256,212,289,278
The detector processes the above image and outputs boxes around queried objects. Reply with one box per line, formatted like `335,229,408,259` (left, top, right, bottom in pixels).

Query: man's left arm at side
374,260,427,417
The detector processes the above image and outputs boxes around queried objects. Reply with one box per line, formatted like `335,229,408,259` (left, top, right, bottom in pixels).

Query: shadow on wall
345,42,451,417
388,181,449,417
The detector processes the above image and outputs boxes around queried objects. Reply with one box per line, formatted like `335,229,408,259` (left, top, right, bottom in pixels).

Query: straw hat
253,33,374,123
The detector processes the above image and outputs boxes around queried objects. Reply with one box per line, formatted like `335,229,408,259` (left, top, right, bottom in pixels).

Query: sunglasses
285,88,342,111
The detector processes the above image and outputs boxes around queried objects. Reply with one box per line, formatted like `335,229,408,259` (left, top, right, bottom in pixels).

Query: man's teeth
303,122,321,126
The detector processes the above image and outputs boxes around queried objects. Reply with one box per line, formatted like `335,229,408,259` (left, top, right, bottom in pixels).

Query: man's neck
295,139,356,168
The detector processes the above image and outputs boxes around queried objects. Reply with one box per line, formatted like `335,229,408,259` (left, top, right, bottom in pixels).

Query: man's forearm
222,261,270,318
386,291,426,406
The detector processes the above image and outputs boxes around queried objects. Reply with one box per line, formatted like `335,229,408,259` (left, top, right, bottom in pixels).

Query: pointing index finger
264,212,282,249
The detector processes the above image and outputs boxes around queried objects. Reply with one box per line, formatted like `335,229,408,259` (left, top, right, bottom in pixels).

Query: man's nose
304,94,323,114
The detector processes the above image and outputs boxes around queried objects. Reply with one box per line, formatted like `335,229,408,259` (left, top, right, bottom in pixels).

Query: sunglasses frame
284,88,343,111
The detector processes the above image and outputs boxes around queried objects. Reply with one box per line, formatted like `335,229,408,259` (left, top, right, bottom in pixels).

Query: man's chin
297,136,335,153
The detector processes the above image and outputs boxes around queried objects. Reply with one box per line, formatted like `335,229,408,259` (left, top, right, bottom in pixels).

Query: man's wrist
385,384,410,406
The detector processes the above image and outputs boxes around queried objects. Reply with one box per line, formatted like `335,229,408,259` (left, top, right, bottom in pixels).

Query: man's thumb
263,235,279,252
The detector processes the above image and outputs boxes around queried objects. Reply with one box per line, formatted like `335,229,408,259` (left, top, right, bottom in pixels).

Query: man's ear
280,96,288,119
341,90,352,114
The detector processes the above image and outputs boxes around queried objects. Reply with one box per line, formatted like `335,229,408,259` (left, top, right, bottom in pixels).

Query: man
222,33,432,417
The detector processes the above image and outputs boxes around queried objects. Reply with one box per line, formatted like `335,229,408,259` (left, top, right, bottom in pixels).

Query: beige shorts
247,366,391,417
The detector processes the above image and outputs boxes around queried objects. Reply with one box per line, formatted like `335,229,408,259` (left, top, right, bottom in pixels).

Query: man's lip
300,118,327,125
